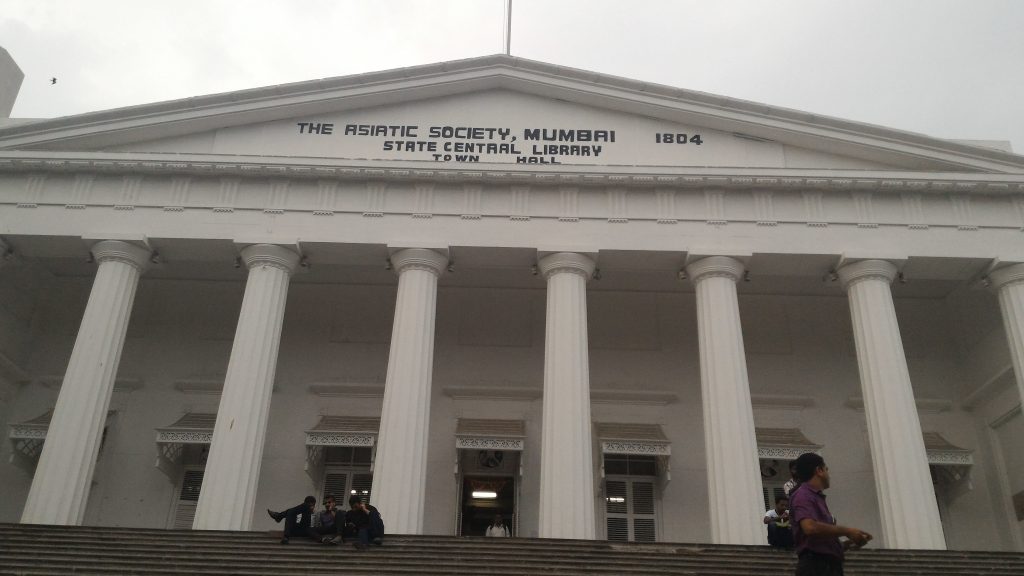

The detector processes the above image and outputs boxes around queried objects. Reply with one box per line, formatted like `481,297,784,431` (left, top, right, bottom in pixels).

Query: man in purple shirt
788,453,872,576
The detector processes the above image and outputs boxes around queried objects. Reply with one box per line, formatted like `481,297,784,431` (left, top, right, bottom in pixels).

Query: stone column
192,244,300,530
838,259,945,549
21,240,150,525
990,263,1024,425
685,256,764,545
537,252,597,540
370,248,447,535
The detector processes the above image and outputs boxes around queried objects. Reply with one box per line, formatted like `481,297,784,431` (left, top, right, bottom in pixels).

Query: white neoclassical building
1,49,1024,551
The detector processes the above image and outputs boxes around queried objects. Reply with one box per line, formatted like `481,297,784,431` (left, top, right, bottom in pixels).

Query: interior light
606,497,625,503
472,491,498,499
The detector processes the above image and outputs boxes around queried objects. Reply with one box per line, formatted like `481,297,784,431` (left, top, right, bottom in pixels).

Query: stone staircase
1,523,1022,575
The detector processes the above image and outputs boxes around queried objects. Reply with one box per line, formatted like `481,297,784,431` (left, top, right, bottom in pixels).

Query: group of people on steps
268,494,384,549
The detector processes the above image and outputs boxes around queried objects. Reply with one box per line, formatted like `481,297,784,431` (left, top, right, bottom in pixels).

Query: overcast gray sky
3,0,1023,152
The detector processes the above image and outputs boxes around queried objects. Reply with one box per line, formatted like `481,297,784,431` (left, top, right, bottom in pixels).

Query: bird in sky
50,77,57,85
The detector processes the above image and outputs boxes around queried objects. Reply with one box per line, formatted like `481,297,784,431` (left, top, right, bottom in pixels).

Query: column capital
990,263,1024,290
537,252,596,280
240,244,301,274
685,256,744,283
390,248,448,276
91,240,151,271
837,259,898,290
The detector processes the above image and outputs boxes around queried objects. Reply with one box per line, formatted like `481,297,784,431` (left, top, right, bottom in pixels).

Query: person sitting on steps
764,496,794,549
267,496,324,544
344,495,384,549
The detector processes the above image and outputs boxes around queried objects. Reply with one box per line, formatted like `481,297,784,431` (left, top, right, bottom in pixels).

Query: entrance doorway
460,474,515,536
457,449,518,536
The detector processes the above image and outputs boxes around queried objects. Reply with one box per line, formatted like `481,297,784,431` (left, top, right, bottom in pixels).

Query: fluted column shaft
991,263,1024,423
838,259,945,549
685,256,764,545
371,248,447,535
193,244,300,530
22,240,150,525
538,252,596,540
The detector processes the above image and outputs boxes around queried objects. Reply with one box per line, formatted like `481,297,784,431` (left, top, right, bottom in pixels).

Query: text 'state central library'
1,48,1024,551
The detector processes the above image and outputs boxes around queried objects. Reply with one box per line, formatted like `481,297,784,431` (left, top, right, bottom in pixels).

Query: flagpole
504,0,512,55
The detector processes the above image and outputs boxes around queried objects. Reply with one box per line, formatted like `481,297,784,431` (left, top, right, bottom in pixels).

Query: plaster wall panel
455,288,533,348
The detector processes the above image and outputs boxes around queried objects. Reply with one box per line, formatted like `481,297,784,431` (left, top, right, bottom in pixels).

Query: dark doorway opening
460,474,515,536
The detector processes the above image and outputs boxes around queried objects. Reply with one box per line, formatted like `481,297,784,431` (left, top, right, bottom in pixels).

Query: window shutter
607,517,628,542
323,472,348,502
172,469,204,529
605,480,627,514
632,481,654,515
633,518,656,542
351,473,373,503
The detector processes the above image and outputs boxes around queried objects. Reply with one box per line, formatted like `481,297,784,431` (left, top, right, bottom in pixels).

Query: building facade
1,53,1023,550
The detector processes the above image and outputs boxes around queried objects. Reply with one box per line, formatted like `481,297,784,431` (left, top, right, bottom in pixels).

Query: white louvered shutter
631,480,656,542
323,472,348,503
173,469,204,529
351,473,373,503
605,480,628,541
605,477,657,542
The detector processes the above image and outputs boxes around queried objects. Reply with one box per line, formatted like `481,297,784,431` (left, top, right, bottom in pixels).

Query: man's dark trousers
283,504,318,541
795,550,844,576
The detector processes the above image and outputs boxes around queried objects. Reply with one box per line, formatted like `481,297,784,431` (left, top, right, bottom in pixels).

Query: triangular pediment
1,55,1022,174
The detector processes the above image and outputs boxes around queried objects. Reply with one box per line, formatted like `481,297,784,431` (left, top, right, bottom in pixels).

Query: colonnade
18,238,1024,549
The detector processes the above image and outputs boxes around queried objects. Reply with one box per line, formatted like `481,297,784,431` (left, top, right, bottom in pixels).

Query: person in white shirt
485,513,510,537
783,461,799,496
764,496,794,549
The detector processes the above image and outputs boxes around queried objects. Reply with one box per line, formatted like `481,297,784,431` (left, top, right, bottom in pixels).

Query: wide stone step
2,523,1022,576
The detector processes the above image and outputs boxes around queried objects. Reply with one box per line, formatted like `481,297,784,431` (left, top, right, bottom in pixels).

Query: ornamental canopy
923,432,973,466
755,427,823,461
154,412,215,476
304,416,380,478
455,419,525,452
9,409,116,470
305,416,380,447
7,410,52,468
596,422,671,457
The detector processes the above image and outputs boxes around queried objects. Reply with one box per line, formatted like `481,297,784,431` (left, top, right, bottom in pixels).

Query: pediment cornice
1,151,1022,194
0,55,1021,173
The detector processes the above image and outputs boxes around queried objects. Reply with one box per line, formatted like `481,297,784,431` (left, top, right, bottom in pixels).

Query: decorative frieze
413,182,434,218
607,187,628,223
456,437,524,451
314,179,337,215
559,185,579,222
758,446,817,460
600,440,670,456
655,188,677,224
167,176,190,210
753,190,776,226
18,173,45,208
3,167,1024,232
69,173,94,207
216,177,239,211
265,180,289,212
853,191,877,228
510,185,530,221
902,193,928,229
119,175,143,208
305,432,375,447
364,181,386,217
155,429,214,444
461,183,482,219
802,188,827,224
950,194,978,231
704,189,727,225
